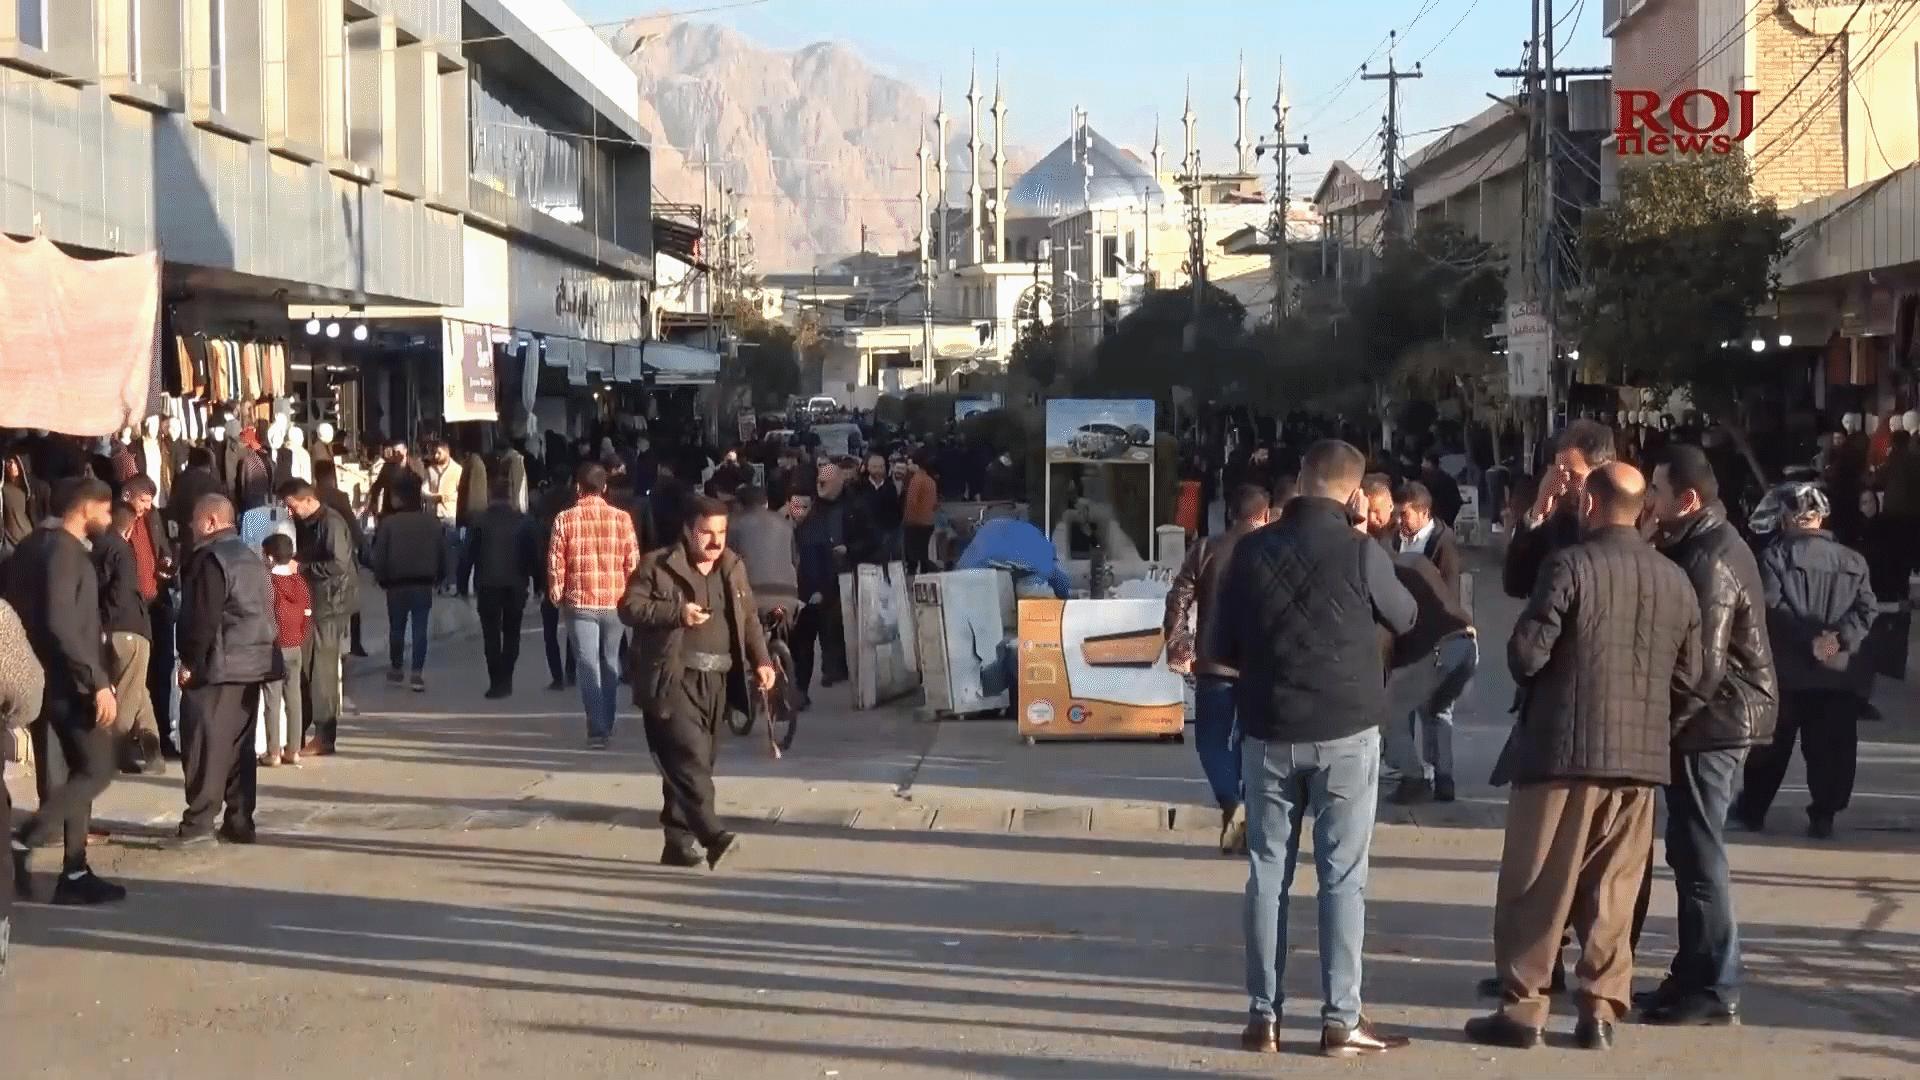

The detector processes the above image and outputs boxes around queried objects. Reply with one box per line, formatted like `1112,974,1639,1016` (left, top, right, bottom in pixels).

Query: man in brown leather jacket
1163,484,1273,853
620,494,776,870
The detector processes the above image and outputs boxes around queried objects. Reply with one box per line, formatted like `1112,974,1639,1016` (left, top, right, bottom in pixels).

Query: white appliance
910,569,1013,717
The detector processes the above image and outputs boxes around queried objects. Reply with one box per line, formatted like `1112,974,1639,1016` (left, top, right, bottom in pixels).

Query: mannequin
266,420,289,486
1842,412,1863,436
311,422,335,467
138,417,166,505
1893,414,1909,434
284,425,314,484
1904,410,1920,434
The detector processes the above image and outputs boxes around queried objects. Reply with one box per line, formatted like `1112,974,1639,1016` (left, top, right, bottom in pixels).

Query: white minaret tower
916,124,930,273
1181,81,1197,178
991,71,1007,263
1234,55,1251,174
966,63,982,267
1274,59,1290,201
1080,108,1093,212
1150,114,1163,185
935,87,951,271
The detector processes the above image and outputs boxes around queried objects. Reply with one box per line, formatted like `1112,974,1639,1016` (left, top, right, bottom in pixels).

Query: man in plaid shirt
547,462,640,748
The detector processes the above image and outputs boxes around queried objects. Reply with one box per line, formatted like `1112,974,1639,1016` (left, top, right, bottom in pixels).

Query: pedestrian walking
421,441,463,595
370,476,444,692
121,475,178,764
1733,482,1877,840
1632,446,1777,1025
170,495,277,847
4,476,125,906
547,462,640,749
258,534,310,767
1466,463,1701,1052
96,505,158,776
467,477,539,698
279,480,358,756
1218,439,1417,1058
535,483,578,691
620,495,775,870
902,454,939,573
0,596,43,978
1162,483,1272,854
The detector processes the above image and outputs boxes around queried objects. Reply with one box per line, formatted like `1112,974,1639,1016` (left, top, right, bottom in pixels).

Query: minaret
916,124,930,274
1150,115,1163,186
1234,55,1250,174
1180,80,1197,178
1080,108,1093,213
1273,59,1289,202
966,63,982,267
935,88,951,272
991,70,1007,263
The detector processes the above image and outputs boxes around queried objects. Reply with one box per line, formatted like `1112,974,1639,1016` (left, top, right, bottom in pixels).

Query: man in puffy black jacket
1734,483,1876,841
1219,439,1416,1059
1634,446,1776,1026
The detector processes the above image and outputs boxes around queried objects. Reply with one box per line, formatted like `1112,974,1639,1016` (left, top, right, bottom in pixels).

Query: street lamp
1777,334,1793,348
304,318,321,336
1750,338,1765,353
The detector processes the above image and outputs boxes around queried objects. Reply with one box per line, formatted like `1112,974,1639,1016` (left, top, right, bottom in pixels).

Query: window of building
16,0,46,49
207,0,226,112
1101,235,1119,278
1125,231,1137,269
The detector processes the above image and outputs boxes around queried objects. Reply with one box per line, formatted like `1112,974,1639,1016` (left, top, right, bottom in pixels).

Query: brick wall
1752,9,1847,206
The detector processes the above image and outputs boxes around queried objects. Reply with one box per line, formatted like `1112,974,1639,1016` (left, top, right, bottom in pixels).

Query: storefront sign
507,245,647,344
441,319,497,423
1506,303,1551,398
1614,89,1757,156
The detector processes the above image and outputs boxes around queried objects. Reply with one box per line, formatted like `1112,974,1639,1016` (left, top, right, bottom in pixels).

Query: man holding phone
621,495,777,870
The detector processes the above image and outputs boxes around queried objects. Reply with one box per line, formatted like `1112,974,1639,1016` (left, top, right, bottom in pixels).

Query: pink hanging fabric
0,237,160,435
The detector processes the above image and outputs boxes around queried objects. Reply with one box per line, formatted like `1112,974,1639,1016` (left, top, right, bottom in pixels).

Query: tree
1570,152,1793,418
1079,284,1247,402
1009,318,1061,392
1344,221,1507,384
715,287,803,413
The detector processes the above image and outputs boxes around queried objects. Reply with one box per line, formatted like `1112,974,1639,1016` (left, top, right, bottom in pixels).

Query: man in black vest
1219,439,1417,1058
171,494,279,846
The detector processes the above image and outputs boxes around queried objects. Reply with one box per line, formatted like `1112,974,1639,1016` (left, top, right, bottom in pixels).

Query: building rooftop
1005,126,1165,221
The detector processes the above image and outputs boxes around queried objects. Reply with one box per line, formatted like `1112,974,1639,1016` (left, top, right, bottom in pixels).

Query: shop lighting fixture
325,322,341,339
1749,338,1765,353
1567,349,1580,360
1778,334,1793,348
353,323,368,342
305,318,321,335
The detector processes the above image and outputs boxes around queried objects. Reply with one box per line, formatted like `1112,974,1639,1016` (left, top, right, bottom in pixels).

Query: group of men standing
1170,418,1876,1055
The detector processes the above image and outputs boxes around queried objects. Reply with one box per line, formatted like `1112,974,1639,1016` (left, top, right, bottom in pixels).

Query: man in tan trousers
1466,463,1701,1052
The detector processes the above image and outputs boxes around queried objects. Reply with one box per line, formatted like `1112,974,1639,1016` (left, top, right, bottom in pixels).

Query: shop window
208,0,226,113
16,0,45,49
1101,235,1119,279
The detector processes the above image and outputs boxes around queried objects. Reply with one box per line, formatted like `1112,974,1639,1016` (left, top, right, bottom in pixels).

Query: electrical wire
1743,0,1873,160
1749,0,1918,170
1418,0,1483,64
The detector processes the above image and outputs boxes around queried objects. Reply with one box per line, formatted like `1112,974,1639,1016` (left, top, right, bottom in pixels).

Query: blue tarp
956,518,1070,599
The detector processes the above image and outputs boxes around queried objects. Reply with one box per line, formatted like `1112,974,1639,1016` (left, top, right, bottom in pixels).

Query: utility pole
1361,31,1421,245
1180,152,1207,354
1262,60,1309,320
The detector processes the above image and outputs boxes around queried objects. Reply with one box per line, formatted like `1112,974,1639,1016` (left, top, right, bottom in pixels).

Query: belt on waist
684,651,733,673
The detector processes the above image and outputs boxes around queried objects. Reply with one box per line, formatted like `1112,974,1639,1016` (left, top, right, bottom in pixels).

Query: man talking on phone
620,494,777,870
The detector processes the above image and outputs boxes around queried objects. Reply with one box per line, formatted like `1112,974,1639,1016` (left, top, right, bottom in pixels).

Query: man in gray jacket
728,486,798,618
280,480,359,755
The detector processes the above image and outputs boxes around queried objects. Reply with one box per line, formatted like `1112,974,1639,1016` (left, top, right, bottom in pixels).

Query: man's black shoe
219,820,258,845
1463,1012,1542,1049
1238,1017,1278,1053
1574,1018,1614,1049
705,832,741,870
484,686,510,700
1433,775,1457,803
659,844,703,868
1641,995,1739,1026
547,679,566,692
1631,984,1676,1012
1808,814,1836,840
51,868,126,906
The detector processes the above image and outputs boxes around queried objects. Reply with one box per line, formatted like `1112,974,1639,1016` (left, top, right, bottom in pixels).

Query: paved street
4,563,1920,1078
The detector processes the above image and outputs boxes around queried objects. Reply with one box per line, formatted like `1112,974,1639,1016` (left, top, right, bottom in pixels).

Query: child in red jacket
260,534,312,766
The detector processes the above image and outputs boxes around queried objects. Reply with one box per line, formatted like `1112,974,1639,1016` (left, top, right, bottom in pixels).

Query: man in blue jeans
546,463,641,749
1163,484,1273,853
1218,439,1417,1058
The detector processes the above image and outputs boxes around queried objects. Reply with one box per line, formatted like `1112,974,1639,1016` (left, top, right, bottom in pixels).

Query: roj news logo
1613,89,1758,155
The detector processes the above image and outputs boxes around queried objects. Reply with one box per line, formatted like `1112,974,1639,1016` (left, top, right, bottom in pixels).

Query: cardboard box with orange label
1017,598,1185,740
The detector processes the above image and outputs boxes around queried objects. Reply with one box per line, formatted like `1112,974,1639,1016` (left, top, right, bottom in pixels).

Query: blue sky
575,0,1607,190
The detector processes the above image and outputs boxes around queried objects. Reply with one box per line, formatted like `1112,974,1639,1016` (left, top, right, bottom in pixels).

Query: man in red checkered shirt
547,462,640,748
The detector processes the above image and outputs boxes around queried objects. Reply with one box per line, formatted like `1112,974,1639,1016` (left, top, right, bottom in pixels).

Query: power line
1419,0,1484,63
1748,0,1917,170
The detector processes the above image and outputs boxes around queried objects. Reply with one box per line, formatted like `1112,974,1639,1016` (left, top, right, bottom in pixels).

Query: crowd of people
1163,416,1883,1055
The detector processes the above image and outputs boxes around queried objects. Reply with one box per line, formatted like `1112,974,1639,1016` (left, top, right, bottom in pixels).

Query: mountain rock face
611,18,1034,271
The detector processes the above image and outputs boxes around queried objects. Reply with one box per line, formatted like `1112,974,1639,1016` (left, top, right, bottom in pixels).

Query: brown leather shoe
300,738,335,757
1320,1017,1410,1057
1239,1017,1278,1053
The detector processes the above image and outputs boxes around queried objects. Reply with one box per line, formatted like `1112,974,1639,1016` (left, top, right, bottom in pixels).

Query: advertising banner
1016,598,1184,740
1044,399,1156,464
440,319,497,423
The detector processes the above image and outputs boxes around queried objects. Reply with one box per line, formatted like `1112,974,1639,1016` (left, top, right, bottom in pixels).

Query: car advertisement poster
1044,399,1155,465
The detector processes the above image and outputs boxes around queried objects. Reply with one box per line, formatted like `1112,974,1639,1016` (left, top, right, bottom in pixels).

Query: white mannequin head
1905,411,1920,434
209,423,227,442
119,425,136,444
287,426,305,450
1895,413,1911,434
141,416,160,438
267,422,287,450
1843,412,1863,434
315,422,335,445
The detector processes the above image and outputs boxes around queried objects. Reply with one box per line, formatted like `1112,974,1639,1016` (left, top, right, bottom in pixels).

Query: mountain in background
610,18,1036,272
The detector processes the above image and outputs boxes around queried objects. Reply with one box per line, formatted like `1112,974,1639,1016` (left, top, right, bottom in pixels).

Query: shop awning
644,341,721,385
